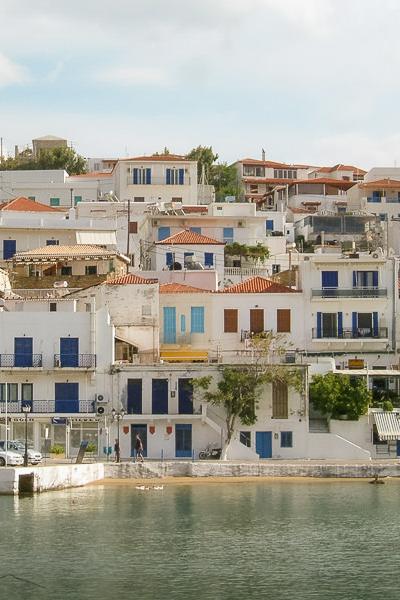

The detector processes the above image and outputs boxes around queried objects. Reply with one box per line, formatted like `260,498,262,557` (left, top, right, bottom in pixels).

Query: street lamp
111,408,125,463
22,404,31,467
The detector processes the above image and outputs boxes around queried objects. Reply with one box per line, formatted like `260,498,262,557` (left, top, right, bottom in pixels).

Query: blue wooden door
14,337,33,367
127,379,142,414
175,424,192,458
256,431,272,458
163,307,176,343
55,383,79,413
131,424,147,458
3,240,16,260
178,379,193,414
60,337,79,367
152,379,168,414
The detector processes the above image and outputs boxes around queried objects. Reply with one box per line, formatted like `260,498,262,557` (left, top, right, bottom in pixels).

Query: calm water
0,480,399,600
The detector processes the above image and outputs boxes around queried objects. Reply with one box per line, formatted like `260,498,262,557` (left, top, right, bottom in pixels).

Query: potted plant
49,444,65,459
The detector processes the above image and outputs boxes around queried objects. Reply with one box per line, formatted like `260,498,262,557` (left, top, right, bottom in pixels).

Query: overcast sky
1,0,400,168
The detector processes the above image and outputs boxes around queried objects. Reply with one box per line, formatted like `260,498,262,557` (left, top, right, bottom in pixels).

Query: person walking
114,438,121,463
135,434,144,463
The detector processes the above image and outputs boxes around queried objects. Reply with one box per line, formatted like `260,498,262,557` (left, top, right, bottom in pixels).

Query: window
190,227,201,234
28,196,35,201
158,226,170,241
272,381,288,419
46,240,59,246
134,197,145,202
85,265,97,275
74,196,82,205
250,184,258,193
204,252,214,267
266,220,274,232
281,431,293,448
21,383,33,404
172,197,183,202
61,266,72,276
277,309,291,333
129,222,138,234
273,169,297,179
316,312,338,338
321,271,338,288
224,309,238,333
240,431,251,447
353,271,378,287
243,166,265,177
49,302,57,312
0,384,18,402
133,168,151,184
142,305,151,316
367,191,383,203
166,168,184,185
191,307,205,333
250,308,264,334
166,252,175,267
223,227,234,243
272,264,280,274
50,197,60,207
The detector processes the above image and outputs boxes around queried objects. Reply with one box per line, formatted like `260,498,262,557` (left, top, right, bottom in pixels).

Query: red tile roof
239,158,316,169
159,283,210,294
156,229,225,245
291,177,355,189
106,274,158,285
316,164,366,174
360,178,400,188
182,206,208,214
221,276,299,294
119,154,190,162
0,196,64,212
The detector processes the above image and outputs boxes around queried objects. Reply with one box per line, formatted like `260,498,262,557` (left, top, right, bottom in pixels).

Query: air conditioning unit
53,281,68,288
95,394,107,403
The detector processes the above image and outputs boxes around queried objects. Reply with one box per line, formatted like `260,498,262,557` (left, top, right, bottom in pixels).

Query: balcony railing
312,327,388,340
0,354,43,367
225,266,269,277
127,176,190,186
312,288,387,299
54,354,97,368
0,400,95,413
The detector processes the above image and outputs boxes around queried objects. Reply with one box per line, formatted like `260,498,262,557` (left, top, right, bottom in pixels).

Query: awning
76,231,117,245
373,412,400,441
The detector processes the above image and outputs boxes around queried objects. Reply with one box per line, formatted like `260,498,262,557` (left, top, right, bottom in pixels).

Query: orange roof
182,206,208,214
160,283,210,294
119,154,189,162
313,164,366,174
291,177,355,189
0,196,64,212
239,158,316,169
106,274,158,285
360,178,400,188
156,229,225,245
69,172,112,179
221,276,299,294
244,177,296,185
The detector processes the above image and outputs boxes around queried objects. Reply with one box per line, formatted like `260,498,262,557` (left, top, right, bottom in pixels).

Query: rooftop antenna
262,148,266,161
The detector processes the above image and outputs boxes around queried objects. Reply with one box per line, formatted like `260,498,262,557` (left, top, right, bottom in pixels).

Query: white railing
224,266,269,277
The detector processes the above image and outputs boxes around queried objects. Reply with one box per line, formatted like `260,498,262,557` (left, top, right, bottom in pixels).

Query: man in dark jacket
135,434,144,463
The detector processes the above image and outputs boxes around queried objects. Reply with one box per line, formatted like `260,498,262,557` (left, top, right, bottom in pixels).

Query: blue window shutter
152,379,168,414
223,227,234,241
321,271,338,288
191,307,205,333
338,312,343,338
146,168,151,184
316,312,322,338
352,312,358,337
178,169,184,185
133,168,138,184
166,169,171,185
163,307,176,343
204,252,214,267
373,312,378,337
158,226,170,241
266,220,274,231
352,271,357,287
373,271,378,287
166,252,173,267
180,315,186,333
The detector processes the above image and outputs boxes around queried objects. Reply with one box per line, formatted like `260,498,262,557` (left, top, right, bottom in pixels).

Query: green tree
225,242,270,266
211,162,241,201
309,373,372,420
1,146,87,175
186,145,218,182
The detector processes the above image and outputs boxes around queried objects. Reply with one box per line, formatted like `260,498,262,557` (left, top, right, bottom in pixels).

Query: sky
1,0,400,168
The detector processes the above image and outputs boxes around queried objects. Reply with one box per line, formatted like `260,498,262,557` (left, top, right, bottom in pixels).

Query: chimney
262,148,266,162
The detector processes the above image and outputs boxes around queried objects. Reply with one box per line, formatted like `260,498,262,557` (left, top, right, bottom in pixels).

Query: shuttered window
224,309,238,333
277,309,291,333
272,381,288,419
191,307,205,333
129,221,138,234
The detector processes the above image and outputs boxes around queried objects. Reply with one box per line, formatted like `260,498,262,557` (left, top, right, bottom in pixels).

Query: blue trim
321,271,338,288
133,168,138,184
127,379,142,414
352,312,358,337
55,383,79,413
256,431,272,458
163,307,176,343
204,252,214,267
265,220,274,231
178,169,184,185
158,226,170,241
166,168,171,185
373,271,378,287
14,337,33,367
191,307,204,333
166,252,173,267
146,168,151,184
175,424,192,457
317,312,322,339
152,379,168,414
373,312,378,337
338,312,343,337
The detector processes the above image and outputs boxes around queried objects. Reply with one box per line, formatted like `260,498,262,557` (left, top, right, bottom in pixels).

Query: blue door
178,379,193,414
256,431,272,458
127,379,142,414
60,338,79,367
163,307,176,343
175,424,192,458
152,379,168,414
397,440,400,457
14,337,33,367
131,424,147,458
55,383,79,413
3,240,16,260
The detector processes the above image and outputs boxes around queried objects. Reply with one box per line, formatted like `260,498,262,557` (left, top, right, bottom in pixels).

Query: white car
0,449,24,466
0,441,42,465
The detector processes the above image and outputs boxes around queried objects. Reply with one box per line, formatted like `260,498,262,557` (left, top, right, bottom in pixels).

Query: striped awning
374,412,400,441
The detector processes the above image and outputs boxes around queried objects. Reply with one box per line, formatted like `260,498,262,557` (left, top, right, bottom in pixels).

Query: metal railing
54,354,97,368
224,266,269,277
0,354,42,367
0,400,95,413
127,176,190,186
312,288,387,298
312,327,388,339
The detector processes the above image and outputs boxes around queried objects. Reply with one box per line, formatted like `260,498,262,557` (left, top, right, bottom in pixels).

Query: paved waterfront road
0,480,399,600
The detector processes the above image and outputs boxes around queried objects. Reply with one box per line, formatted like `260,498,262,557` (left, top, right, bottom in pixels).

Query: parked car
0,441,42,465
0,449,24,466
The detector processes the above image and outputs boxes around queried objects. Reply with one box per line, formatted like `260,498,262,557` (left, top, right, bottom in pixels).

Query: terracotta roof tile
360,178,400,188
239,158,316,169
156,229,225,245
119,154,190,162
160,283,210,293
0,196,64,212
14,244,121,260
106,274,158,285
221,276,299,294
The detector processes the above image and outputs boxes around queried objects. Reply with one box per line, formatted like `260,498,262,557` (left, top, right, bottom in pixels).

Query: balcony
312,288,387,299
0,400,95,414
0,354,42,368
225,266,269,277
127,176,190,186
54,354,97,368
312,327,388,340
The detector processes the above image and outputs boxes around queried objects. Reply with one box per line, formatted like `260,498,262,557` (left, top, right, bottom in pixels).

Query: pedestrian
114,438,120,463
135,434,144,463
